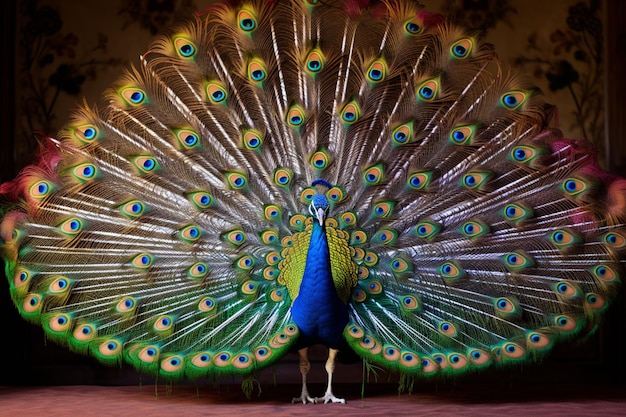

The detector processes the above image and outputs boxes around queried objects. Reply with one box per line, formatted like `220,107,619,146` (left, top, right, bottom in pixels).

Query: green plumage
1,0,625,402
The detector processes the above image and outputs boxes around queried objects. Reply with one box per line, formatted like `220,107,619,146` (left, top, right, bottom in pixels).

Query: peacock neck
290,219,349,348
301,220,334,292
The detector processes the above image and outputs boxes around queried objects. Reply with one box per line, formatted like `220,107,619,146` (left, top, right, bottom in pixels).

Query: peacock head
309,179,331,226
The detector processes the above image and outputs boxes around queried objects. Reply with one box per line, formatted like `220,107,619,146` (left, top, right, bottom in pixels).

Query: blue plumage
290,219,349,350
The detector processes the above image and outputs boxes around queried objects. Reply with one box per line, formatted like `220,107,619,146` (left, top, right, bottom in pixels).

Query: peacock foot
315,392,346,404
292,393,317,404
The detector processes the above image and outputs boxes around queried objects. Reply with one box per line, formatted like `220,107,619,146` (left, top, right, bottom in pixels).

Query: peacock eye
340,100,361,124
305,48,326,75
286,104,306,128
205,80,228,104
363,164,384,185
366,59,387,83
238,8,257,32
450,38,473,59
174,36,196,58
242,129,263,150
120,87,147,106
417,78,439,101
391,123,413,146
500,90,527,110
247,57,267,83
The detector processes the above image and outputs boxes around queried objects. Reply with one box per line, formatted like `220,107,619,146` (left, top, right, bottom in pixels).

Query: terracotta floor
1,382,625,417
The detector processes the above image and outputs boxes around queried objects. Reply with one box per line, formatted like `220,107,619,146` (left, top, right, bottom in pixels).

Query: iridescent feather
1,0,624,403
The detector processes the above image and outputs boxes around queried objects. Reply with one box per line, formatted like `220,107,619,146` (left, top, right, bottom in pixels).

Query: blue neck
290,221,348,348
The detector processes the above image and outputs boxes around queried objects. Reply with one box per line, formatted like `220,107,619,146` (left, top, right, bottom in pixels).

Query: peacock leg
316,348,346,404
292,347,317,404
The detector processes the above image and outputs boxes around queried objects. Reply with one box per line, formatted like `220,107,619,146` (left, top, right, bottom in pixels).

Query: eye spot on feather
120,87,147,106
305,48,326,76
502,342,525,359
352,289,367,303
198,296,216,312
585,292,606,311
404,17,423,35
554,315,578,332
71,124,100,144
187,262,209,279
70,162,98,183
241,129,263,151
503,251,534,271
439,261,465,281
592,264,618,282
247,57,267,83
449,125,476,145
363,164,384,185
554,281,579,298
235,255,254,271
29,180,54,199
238,8,257,32
461,220,488,238
191,352,212,368
154,315,173,332
527,332,552,350
399,295,419,311
225,172,247,190
23,294,42,313
372,201,394,218
350,230,368,245
131,156,160,175
392,123,413,146
448,353,468,369
161,355,184,373
450,38,473,59
49,276,71,294
174,129,201,150
310,150,330,170
174,37,196,58
99,340,121,357
187,191,213,210
273,168,293,187
340,100,361,124
366,59,387,82
14,268,32,288
438,321,457,337
178,225,201,243
417,79,439,101
48,313,71,332
265,251,281,265
500,91,527,110
254,346,272,362
263,204,282,221
58,217,84,236
205,81,228,104
383,345,400,361
326,186,344,203
130,253,153,269
116,296,137,313
421,358,437,374
603,231,625,248
407,171,431,190
73,324,96,341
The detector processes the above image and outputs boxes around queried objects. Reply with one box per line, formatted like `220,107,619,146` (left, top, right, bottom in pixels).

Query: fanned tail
0,0,624,389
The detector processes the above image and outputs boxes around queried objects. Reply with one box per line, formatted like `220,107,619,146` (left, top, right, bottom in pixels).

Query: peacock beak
316,207,326,226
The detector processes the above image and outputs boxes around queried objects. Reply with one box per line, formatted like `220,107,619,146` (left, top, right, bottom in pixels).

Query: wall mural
13,0,608,171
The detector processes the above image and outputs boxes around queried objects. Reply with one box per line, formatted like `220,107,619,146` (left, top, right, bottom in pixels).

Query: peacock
2,0,625,404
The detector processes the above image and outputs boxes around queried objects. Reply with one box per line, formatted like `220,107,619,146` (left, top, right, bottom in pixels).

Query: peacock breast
278,217,358,305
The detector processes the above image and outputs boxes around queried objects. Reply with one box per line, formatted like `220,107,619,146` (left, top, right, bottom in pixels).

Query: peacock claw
316,393,346,404
292,394,317,404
